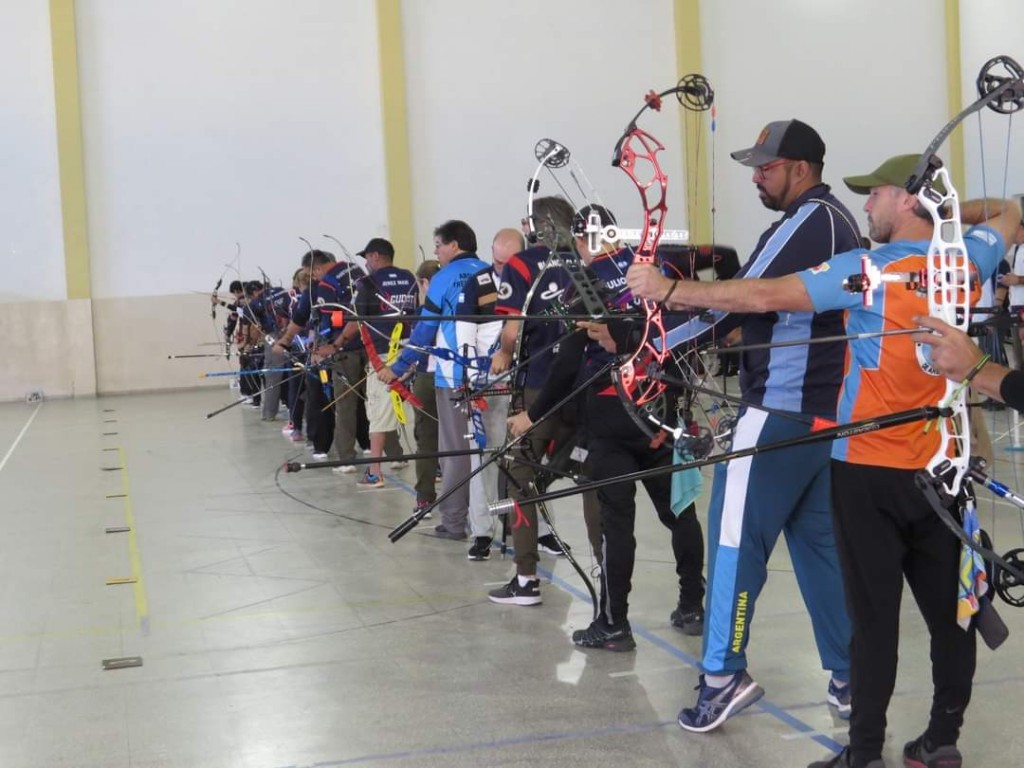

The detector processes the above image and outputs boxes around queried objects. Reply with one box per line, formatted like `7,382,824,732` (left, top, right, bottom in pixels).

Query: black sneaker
670,604,704,636
807,746,888,767
488,576,541,606
537,534,570,556
903,734,961,768
571,618,636,652
467,537,491,561
808,747,854,768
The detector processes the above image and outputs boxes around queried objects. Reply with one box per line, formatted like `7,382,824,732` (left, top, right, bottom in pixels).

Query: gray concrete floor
2,389,1024,767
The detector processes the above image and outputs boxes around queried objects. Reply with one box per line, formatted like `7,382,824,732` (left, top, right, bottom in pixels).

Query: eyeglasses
753,158,794,180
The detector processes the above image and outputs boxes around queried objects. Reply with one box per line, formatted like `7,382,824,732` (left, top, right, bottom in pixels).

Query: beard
867,215,891,243
756,182,786,211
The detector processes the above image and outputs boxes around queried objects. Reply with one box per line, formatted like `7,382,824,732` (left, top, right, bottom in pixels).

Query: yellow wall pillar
943,0,965,194
50,0,92,300
674,0,712,244
376,0,416,267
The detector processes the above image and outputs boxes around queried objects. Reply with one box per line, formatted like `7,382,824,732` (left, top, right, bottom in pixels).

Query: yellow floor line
117,447,149,630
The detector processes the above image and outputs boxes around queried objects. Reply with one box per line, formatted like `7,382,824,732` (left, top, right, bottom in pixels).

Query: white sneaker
281,422,295,436
332,465,357,474
311,452,329,460
389,461,409,470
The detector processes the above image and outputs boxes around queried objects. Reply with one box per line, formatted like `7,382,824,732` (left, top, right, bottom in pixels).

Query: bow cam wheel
534,138,570,168
976,56,1024,115
676,74,714,111
994,547,1024,608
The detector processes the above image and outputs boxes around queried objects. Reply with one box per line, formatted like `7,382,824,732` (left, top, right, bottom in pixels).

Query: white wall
0,2,66,303
702,0,949,256
402,0,689,255
75,0,390,299
959,3,1024,202
7,0,1022,400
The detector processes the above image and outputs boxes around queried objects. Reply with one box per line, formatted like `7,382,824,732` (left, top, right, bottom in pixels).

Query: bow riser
920,167,971,496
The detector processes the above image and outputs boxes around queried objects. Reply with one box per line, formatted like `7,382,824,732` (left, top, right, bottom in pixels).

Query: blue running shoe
827,678,851,719
677,671,764,733
356,471,385,489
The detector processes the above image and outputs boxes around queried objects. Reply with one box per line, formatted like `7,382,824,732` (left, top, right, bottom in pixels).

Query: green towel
671,449,703,516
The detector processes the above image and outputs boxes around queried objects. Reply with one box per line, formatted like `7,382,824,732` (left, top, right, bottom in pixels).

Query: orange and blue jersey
797,225,1005,469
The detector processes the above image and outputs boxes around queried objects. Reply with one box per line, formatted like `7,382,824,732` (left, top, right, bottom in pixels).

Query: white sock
705,673,734,687
518,574,537,587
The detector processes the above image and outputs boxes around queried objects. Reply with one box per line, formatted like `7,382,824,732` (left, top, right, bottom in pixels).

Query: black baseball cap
731,119,826,167
356,237,395,258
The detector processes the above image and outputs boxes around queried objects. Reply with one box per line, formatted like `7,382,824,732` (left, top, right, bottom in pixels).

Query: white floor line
0,403,41,475
608,665,682,678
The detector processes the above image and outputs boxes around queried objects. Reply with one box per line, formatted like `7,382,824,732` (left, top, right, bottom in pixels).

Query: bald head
491,228,524,273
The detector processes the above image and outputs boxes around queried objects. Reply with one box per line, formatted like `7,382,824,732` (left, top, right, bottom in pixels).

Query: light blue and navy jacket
391,252,489,389
660,184,860,418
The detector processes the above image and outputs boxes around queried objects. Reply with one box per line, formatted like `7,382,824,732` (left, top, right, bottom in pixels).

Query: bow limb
387,323,408,424
906,56,1024,196
913,55,1024,498
535,501,600,621
359,323,424,411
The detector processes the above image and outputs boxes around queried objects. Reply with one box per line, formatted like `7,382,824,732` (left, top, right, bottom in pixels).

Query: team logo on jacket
809,262,830,274
497,282,513,300
539,283,565,301
968,229,998,246
915,341,940,376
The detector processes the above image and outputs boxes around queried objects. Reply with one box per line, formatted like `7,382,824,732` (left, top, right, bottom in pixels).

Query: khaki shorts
366,365,400,433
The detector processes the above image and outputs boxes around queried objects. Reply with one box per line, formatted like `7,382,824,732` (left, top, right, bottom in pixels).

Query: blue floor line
369,472,845,760
540,567,844,754
277,720,677,768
